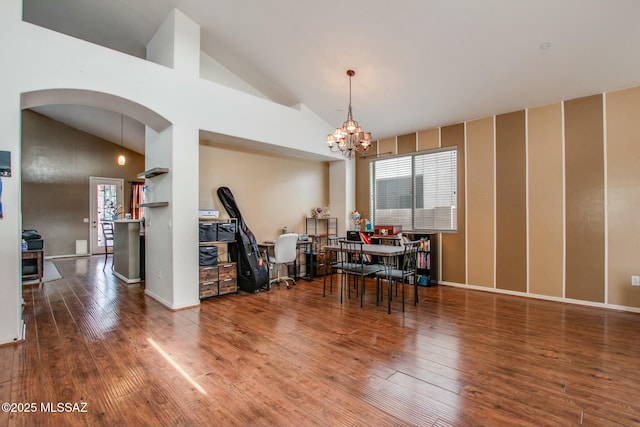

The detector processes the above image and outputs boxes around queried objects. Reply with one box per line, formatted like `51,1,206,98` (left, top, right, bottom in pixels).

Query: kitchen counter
113,219,143,283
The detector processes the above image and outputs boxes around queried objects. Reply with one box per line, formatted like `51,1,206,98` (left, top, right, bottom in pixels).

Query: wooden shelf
199,218,238,299
199,240,236,246
139,202,169,208
137,167,169,179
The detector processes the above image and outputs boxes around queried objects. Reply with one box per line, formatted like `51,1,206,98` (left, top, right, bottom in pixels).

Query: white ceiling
23,0,640,156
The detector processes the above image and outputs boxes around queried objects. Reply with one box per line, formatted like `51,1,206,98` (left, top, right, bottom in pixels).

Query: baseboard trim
438,281,640,314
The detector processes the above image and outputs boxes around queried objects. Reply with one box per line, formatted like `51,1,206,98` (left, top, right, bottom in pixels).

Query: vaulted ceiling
23,0,640,155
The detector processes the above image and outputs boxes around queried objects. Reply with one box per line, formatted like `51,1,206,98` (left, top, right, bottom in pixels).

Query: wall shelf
137,167,169,179
139,202,169,208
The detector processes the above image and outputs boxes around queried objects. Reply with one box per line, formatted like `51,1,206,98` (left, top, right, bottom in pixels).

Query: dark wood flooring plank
5,256,640,427
0,380,11,427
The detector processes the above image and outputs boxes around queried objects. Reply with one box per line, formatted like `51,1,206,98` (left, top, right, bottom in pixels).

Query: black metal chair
101,221,114,271
338,240,384,307
375,240,421,313
322,237,347,297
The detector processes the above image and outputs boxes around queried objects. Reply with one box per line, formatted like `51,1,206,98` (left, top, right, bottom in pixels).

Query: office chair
268,233,299,289
102,221,115,271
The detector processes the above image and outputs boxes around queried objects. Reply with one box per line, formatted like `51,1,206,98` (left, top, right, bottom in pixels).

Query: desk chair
375,240,420,313
268,233,299,289
101,222,114,271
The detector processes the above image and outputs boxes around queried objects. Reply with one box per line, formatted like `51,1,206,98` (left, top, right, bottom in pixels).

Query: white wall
0,0,347,344
200,52,268,100
0,0,25,345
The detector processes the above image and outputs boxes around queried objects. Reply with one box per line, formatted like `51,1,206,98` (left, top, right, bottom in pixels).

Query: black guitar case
216,186,269,292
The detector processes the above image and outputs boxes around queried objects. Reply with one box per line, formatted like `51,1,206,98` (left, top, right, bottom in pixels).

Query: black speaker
346,231,361,241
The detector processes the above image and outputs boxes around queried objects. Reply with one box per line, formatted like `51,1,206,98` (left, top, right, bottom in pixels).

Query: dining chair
101,221,114,271
375,240,421,313
322,241,343,297
338,239,384,307
267,233,299,289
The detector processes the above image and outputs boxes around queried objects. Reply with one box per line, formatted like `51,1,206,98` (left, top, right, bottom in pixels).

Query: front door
90,177,124,255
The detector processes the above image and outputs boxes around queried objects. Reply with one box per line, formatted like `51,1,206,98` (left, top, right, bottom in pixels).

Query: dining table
323,242,409,312
324,243,405,257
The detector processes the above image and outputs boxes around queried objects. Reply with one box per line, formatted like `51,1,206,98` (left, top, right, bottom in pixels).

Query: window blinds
370,146,457,231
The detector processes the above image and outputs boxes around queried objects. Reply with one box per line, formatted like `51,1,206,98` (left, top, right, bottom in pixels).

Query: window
369,146,457,231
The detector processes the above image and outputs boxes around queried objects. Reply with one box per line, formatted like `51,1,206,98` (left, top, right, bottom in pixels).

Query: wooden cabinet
218,263,238,295
199,263,237,298
22,248,44,285
199,218,238,299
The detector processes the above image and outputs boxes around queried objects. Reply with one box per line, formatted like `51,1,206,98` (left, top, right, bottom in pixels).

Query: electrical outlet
157,270,162,279
632,276,640,286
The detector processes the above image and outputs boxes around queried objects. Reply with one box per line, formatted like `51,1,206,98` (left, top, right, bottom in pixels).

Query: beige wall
397,133,416,155
564,95,605,302
466,117,495,288
20,110,330,257
21,110,144,257
605,87,640,308
355,155,370,221
378,137,396,157
495,110,527,293
528,104,564,297
417,129,439,151
440,124,466,285
199,141,330,243
355,85,640,311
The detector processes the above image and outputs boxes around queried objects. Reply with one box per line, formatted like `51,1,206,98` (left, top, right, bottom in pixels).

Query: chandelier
326,70,372,159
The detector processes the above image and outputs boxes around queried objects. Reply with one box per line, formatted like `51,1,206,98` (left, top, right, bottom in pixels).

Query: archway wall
0,0,341,344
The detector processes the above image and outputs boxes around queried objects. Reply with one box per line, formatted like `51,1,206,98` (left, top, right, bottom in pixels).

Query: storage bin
199,223,217,242
199,246,218,266
217,222,236,241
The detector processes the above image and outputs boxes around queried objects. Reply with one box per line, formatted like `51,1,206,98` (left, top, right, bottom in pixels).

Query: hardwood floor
2,256,639,427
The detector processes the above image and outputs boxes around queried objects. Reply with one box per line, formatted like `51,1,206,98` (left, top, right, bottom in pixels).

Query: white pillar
329,159,355,236
0,0,26,344
142,9,201,309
